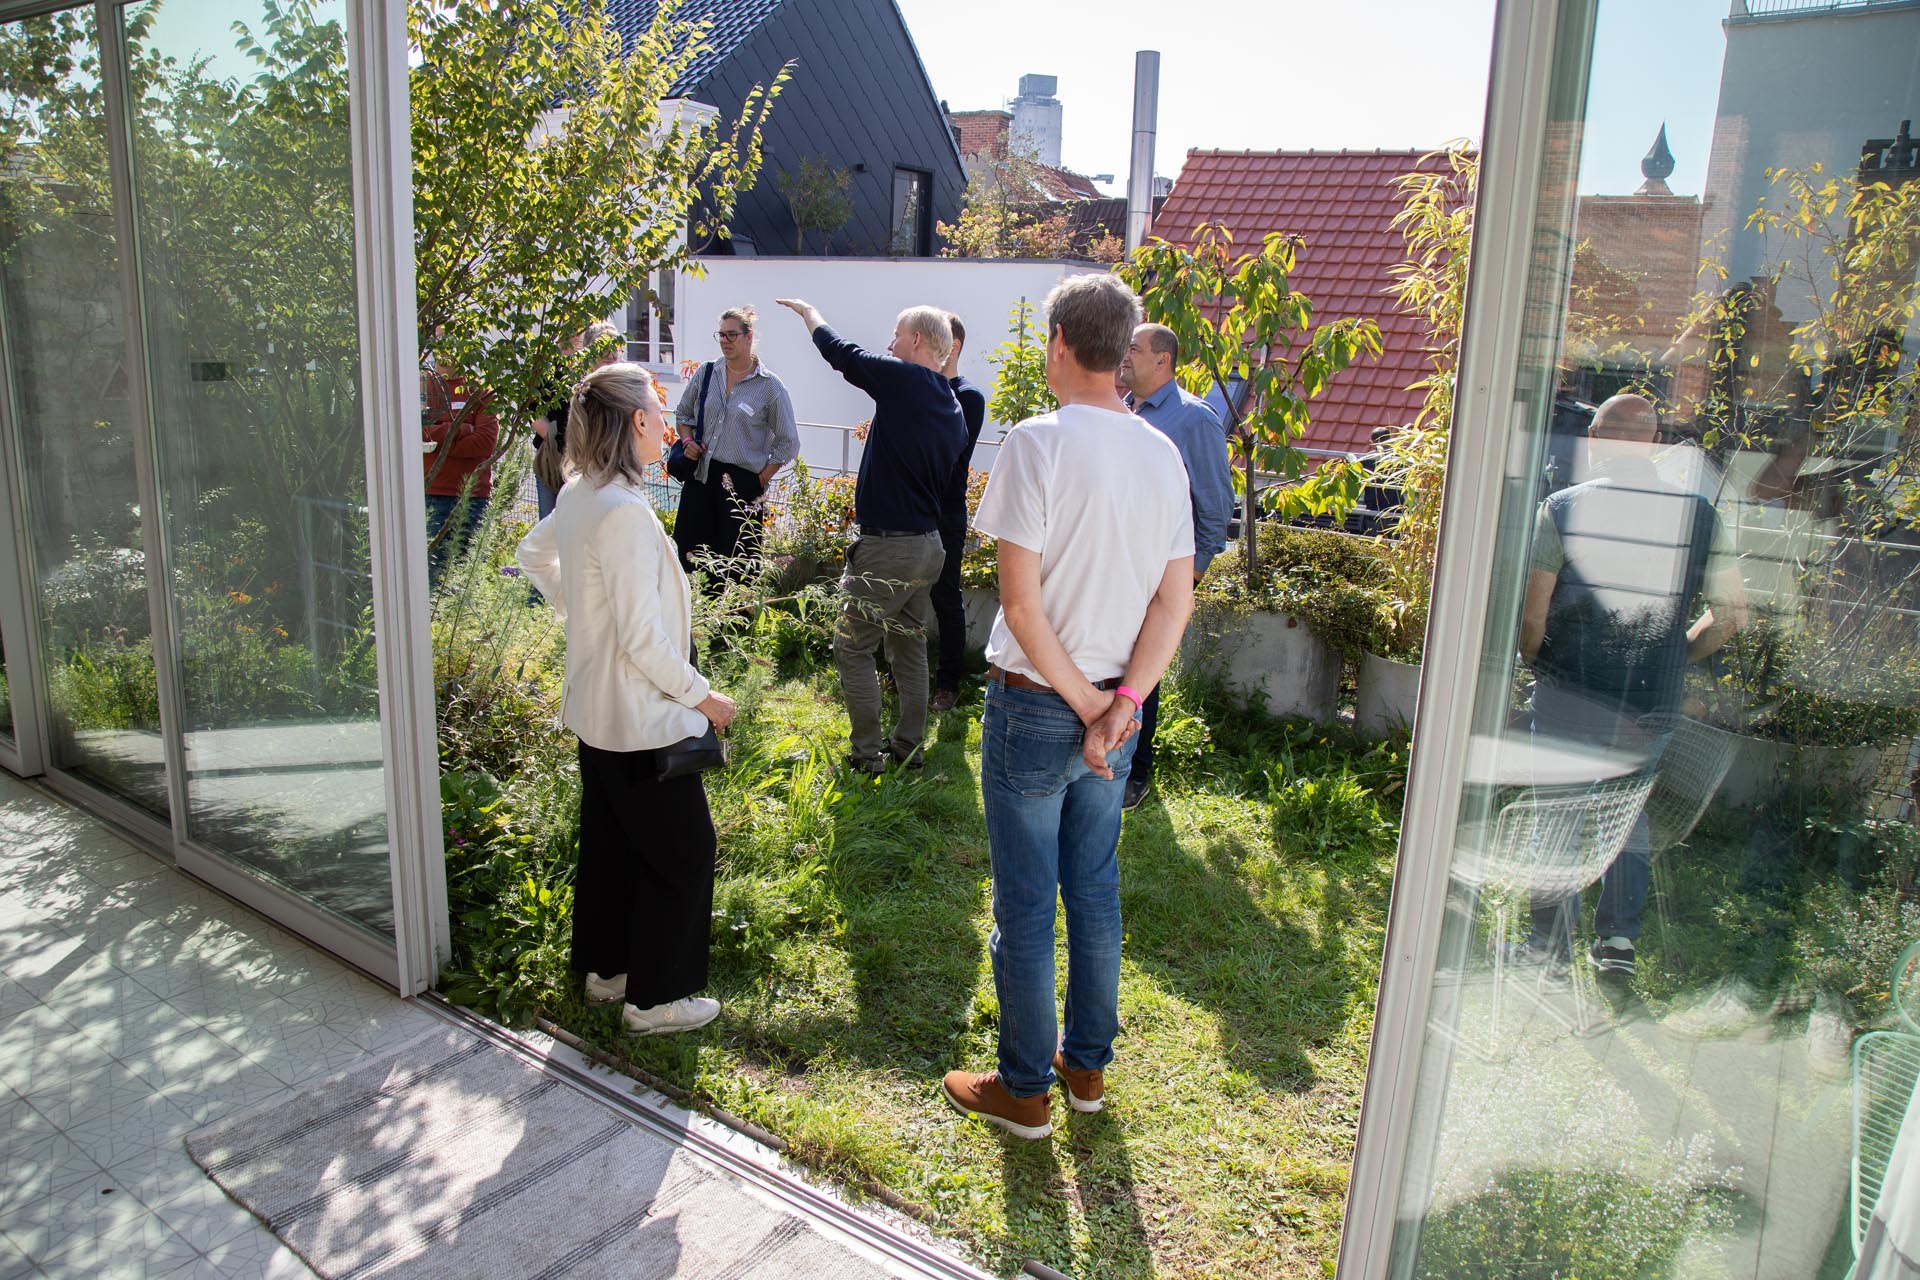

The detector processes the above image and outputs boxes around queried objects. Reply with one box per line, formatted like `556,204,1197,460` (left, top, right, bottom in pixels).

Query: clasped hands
1079,693,1141,778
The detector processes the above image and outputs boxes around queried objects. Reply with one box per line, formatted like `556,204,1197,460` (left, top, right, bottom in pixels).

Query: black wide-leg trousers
571,738,717,1009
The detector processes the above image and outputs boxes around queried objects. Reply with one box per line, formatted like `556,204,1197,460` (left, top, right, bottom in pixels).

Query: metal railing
1732,0,1920,18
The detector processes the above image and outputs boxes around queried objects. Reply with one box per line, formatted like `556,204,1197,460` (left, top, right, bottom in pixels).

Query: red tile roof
1149,149,1456,454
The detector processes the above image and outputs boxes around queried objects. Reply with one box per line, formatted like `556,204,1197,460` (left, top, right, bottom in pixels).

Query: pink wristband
1115,685,1144,712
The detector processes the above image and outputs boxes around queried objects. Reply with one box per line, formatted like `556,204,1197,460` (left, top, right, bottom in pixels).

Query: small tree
986,300,1057,432
937,140,1073,259
412,0,787,482
1119,225,1382,588
1372,143,1477,658
776,154,853,253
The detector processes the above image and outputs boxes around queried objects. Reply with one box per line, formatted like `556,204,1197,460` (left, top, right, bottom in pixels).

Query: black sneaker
1589,936,1636,975
844,754,887,777
886,740,925,771
1122,775,1151,811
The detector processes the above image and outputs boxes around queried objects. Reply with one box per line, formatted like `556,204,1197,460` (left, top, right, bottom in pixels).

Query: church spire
1638,124,1676,195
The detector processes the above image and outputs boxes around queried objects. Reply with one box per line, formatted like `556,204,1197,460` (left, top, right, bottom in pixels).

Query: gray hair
1046,275,1141,373
566,362,658,486
1137,322,1179,363
583,319,620,349
897,306,953,365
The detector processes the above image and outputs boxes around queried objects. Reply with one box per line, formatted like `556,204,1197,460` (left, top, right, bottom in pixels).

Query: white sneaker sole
942,1083,1051,1140
585,985,625,1005
623,1011,718,1035
1063,1088,1103,1114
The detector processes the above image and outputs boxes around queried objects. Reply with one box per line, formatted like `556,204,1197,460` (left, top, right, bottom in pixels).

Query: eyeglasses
715,329,750,341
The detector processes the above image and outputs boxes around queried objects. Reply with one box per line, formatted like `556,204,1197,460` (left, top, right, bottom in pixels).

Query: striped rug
184,1024,886,1279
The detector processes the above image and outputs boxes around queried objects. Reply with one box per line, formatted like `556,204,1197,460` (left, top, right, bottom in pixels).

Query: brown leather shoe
931,689,958,712
1053,1051,1105,1113
942,1069,1051,1139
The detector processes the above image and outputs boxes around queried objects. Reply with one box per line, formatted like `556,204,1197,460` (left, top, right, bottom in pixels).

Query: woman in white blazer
518,362,737,1035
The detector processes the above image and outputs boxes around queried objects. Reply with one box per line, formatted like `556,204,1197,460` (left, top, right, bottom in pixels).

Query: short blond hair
566,362,658,485
897,306,953,364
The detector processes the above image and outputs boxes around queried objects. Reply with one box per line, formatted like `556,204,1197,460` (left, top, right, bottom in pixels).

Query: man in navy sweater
776,298,967,773
932,313,988,712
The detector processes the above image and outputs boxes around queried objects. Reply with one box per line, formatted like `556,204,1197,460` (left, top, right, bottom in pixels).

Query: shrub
1202,525,1398,661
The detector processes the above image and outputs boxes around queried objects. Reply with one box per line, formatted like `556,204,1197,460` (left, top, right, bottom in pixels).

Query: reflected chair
1437,771,1657,1058
1849,941,1920,1259
1644,717,1740,940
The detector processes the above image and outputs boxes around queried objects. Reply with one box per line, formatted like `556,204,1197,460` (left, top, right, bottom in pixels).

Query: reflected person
1515,393,1747,976
517,363,738,1036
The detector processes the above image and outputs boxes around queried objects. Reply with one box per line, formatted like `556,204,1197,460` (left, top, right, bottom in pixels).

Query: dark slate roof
606,0,787,96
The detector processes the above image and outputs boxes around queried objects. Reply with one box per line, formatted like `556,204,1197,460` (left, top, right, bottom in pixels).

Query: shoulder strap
694,361,716,443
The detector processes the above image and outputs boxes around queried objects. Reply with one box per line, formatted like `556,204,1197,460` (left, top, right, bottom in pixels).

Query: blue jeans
981,681,1139,1098
1526,681,1670,948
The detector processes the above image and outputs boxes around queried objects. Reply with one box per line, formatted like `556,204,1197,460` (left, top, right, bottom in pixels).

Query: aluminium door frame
1333,0,1598,1274
0,0,442,991
345,0,447,996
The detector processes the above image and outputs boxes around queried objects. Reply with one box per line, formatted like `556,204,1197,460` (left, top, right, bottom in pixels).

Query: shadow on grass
1118,797,1369,1090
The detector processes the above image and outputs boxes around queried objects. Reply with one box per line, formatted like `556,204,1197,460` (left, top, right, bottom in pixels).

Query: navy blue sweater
812,326,965,534
941,375,987,538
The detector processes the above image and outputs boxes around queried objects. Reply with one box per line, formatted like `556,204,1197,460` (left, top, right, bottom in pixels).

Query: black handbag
655,723,727,780
665,361,715,484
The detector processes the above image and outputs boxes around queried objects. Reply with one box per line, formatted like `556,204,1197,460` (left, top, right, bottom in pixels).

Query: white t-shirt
973,404,1195,683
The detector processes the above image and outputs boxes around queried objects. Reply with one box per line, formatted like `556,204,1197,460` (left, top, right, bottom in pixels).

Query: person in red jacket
422,354,501,582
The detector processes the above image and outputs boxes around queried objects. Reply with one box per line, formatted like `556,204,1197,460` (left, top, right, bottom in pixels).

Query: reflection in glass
1395,2,1920,1276
123,0,391,933
0,6,169,818
1,631,12,745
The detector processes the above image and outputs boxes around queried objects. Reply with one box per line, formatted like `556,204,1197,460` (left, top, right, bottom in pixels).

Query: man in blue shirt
1120,322,1233,810
776,297,967,773
932,313,988,712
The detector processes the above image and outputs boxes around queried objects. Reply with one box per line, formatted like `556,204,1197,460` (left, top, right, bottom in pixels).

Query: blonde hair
566,362,658,486
897,306,953,364
720,305,756,330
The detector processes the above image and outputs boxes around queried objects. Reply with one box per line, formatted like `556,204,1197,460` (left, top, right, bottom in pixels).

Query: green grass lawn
438,604,1406,1278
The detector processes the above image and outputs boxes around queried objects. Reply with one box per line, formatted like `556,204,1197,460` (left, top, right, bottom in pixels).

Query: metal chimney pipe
1126,50,1160,253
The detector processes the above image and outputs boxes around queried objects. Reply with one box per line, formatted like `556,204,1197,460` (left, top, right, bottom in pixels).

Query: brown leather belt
988,665,1121,693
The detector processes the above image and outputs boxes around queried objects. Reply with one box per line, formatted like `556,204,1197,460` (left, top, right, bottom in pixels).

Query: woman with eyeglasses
518,363,738,1035
671,304,800,583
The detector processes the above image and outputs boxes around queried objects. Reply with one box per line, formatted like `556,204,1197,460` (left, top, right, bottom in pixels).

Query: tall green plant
775,154,853,253
412,0,788,466
1373,143,1477,659
985,299,1057,432
1119,225,1382,588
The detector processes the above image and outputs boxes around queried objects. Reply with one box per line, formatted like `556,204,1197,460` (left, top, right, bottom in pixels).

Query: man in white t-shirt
941,274,1196,1140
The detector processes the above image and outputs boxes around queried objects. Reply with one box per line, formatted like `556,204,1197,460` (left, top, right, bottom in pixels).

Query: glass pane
1390,3,1920,1276
655,264,674,364
0,6,169,819
890,167,926,256
1,631,12,746
626,288,650,363
122,0,391,934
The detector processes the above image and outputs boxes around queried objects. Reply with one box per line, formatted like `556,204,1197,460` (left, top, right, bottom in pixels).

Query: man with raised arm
940,274,1196,1140
774,298,966,774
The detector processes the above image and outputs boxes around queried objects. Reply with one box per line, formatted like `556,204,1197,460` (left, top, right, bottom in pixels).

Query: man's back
1535,457,1723,714
975,404,1193,683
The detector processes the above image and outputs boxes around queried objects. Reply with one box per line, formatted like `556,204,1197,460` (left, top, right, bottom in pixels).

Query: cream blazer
516,475,710,752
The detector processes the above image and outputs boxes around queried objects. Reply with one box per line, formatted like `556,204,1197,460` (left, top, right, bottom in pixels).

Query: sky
895,0,1736,199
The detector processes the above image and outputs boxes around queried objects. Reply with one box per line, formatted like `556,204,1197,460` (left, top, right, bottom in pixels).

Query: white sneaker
584,972,627,1005
622,996,720,1035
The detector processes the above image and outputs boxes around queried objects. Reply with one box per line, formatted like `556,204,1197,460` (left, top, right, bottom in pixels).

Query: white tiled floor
0,772,441,1278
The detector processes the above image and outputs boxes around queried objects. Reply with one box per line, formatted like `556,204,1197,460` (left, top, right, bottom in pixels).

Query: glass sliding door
1351,1,1920,1277
0,4,169,823
118,0,394,936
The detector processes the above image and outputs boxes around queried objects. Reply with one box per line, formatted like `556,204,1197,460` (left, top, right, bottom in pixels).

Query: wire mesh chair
1850,943,1920,1258
1644,717,1741,939
1440,771,1658,1056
